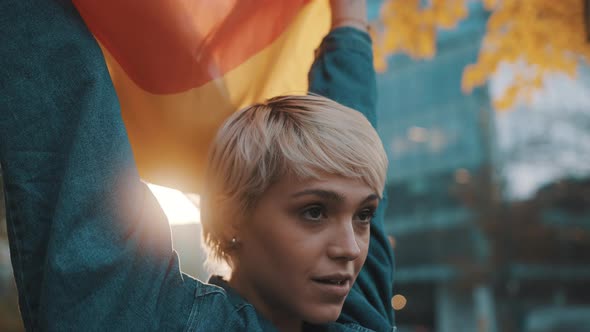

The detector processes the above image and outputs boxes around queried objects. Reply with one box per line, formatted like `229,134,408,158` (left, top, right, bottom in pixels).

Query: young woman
201,92,390,332
1,0,395,331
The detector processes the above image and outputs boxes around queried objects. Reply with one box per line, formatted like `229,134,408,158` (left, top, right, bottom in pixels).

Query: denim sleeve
0,1,198,330
309,27,396,331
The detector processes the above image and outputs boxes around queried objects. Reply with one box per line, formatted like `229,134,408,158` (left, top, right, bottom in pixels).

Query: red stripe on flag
74,0,311,94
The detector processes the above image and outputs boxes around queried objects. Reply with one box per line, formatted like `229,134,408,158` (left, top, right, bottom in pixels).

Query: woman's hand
329,0,368,32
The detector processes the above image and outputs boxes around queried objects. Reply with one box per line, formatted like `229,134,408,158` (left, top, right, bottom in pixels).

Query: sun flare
147,183,201,225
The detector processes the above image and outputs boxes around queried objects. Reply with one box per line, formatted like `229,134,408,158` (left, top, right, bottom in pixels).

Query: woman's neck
228,273,303,332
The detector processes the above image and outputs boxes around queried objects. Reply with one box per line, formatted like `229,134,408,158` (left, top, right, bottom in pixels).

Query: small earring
229,237,238,248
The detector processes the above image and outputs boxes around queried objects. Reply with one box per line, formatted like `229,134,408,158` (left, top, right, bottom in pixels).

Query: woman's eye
301,206,326,221
356,209,375,224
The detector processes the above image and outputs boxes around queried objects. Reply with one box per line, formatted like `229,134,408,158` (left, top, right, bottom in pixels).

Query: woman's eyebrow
361,194,380,205
291,189,345,202
291,190,380,204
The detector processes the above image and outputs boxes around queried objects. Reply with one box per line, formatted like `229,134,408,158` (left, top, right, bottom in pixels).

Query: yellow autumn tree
372,0,468,70
373,0,590,110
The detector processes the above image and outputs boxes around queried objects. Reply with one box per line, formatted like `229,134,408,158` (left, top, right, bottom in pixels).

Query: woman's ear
221,215,243,250
218,219,242,271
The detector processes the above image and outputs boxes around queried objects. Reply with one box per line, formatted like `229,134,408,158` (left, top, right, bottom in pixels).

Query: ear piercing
229,237,238,248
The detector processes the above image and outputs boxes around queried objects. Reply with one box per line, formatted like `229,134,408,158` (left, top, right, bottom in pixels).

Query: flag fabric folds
73,0,331,192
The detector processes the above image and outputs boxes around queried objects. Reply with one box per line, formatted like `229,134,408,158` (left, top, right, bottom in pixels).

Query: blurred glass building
372,2,590,331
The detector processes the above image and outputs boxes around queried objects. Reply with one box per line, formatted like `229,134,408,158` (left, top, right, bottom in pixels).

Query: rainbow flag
73,0,330,192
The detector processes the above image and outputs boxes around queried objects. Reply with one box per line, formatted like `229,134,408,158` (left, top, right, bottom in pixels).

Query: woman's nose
327,222,361,261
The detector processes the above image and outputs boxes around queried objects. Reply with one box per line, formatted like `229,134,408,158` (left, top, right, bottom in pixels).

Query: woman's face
229,173,379,329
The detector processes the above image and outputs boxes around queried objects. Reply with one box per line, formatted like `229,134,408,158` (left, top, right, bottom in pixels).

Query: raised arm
0,1,195,329
309,0,377,126
309,1,396,330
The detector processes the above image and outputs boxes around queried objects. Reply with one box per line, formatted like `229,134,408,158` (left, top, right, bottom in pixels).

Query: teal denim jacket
0,1,395,331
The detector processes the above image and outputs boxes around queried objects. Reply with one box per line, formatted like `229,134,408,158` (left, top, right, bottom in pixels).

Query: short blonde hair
201,95,388,270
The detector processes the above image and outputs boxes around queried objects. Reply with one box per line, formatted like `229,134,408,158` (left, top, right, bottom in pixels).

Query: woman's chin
302,303,343,325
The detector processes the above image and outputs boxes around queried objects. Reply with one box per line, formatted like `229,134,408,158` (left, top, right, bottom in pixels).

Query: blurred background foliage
372,0,590,109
